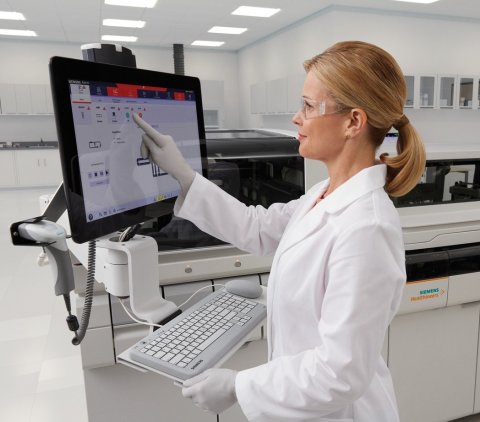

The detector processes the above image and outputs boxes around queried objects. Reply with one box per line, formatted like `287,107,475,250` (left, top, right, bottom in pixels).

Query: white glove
182,368,238,414
133,113,196,195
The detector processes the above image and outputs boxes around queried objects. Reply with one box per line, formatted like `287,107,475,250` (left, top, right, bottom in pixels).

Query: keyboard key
198,328,226,351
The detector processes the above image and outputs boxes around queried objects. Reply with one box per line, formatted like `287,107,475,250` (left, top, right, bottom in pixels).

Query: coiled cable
72,240,96,345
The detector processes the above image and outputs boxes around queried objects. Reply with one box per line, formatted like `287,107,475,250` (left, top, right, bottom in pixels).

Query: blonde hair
304,41,426,197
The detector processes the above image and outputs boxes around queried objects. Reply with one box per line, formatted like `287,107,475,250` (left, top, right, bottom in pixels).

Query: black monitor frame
49,56,207,243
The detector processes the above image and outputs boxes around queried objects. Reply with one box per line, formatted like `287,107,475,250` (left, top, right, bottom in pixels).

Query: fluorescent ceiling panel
104,0,157,8
102,34,138,42
392,0,440,3
208,26,247,35
231,6,281,17
103,19,145,28
0,29,36,36
0,11,25,20
191,40,225,47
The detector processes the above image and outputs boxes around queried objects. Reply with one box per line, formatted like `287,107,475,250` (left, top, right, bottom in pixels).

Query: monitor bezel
49,56,208,244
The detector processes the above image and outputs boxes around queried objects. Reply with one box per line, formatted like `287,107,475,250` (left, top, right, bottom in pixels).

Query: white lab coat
174,164,405,422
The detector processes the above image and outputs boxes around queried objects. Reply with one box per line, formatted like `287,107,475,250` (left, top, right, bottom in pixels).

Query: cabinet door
266,78,287,113
287,74,304,113
250,82,267,114
45,84,54,114
389,304,479,422
0,84,17,114
15,84,32,114
0,151,16,187
419,75,436,108
29,85,48,114
16,150,62,187
458,76,475,109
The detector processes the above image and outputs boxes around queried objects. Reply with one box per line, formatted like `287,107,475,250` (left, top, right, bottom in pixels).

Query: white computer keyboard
129,289,267,381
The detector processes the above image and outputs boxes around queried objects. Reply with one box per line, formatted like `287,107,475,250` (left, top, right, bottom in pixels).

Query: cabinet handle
37,159,40,167
43,159,47,166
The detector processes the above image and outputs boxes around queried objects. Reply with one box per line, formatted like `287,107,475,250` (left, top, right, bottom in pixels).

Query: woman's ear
345,108,367,139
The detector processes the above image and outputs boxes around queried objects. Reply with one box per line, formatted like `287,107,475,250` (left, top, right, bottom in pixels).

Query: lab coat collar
324,164,387,214
274,164,387,259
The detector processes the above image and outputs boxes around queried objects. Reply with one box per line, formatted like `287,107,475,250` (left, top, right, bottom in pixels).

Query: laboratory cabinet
200,79,224,128
0,83,53,115
458,76,476,109
15,149,62,187
437,75,457,109
0,150,16,187
404,74,480,110
389,304,479,422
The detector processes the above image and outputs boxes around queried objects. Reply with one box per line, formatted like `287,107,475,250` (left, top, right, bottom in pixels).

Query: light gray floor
1,187,480,422
0,187,87,422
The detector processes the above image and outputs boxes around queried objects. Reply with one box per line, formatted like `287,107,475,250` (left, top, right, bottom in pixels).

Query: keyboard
129,288,267,381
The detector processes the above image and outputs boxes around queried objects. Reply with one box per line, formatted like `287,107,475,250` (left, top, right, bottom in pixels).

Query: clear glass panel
405,75,414,107
393,159,480,207
142,130,305,250
459,78,474,108
439,77,455,108
420,76,435,107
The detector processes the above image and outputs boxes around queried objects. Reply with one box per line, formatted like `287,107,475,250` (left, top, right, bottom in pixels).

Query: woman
134,40,426,421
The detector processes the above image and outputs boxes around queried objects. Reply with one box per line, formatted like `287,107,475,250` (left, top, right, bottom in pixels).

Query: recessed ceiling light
0,29,36,37
104,0,157,8
231,6,281,18
208,26,247,35
0,11,25,20
392,0,440,3
102,35,138,42
103,19,145,28
191,40,225,47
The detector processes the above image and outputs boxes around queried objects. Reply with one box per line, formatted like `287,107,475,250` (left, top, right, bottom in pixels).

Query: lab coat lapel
273,175,333,259
275,164,388,258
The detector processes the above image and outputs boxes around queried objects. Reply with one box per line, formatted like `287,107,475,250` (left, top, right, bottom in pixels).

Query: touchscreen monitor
49,56,207,243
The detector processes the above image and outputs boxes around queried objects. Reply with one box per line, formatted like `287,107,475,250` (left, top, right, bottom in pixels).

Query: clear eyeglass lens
300,98,326,119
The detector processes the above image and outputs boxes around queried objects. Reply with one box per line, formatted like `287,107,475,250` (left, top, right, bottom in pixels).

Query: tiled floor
0,188,87,422
2,187,480,422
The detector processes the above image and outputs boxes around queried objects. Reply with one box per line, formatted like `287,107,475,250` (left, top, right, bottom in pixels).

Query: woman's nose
292,110,302,126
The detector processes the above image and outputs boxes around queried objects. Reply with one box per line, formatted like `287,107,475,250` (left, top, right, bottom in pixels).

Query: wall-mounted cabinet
419,75,436,108
251,74,304,115
252,73,480,115
404,75,415,108
250,81,267,114
404,74,480,110
458,76,475,109
437,75,457,109
0,83,53,115
266,78,288,114
287,74,304,114
200,80,224,128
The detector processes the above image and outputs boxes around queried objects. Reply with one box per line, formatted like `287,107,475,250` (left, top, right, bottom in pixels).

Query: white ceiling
0,0,479,51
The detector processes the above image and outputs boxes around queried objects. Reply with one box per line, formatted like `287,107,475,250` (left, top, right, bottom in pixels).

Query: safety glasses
299,97,347,120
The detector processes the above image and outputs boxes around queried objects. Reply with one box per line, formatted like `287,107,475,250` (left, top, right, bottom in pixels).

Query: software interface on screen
68,80,202,223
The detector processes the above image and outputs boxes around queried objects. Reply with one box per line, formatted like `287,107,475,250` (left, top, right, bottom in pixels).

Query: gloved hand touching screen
133,113,196,195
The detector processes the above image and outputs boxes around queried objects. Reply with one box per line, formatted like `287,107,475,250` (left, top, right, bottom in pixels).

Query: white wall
0,40,239,142
238,7,480,144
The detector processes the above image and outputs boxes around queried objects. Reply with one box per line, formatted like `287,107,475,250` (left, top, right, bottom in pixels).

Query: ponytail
380,120,426,197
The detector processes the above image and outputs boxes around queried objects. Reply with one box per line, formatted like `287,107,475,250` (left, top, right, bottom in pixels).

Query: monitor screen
49,57,207,243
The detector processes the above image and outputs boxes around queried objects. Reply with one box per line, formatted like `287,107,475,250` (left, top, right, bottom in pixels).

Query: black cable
72,240,96,345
